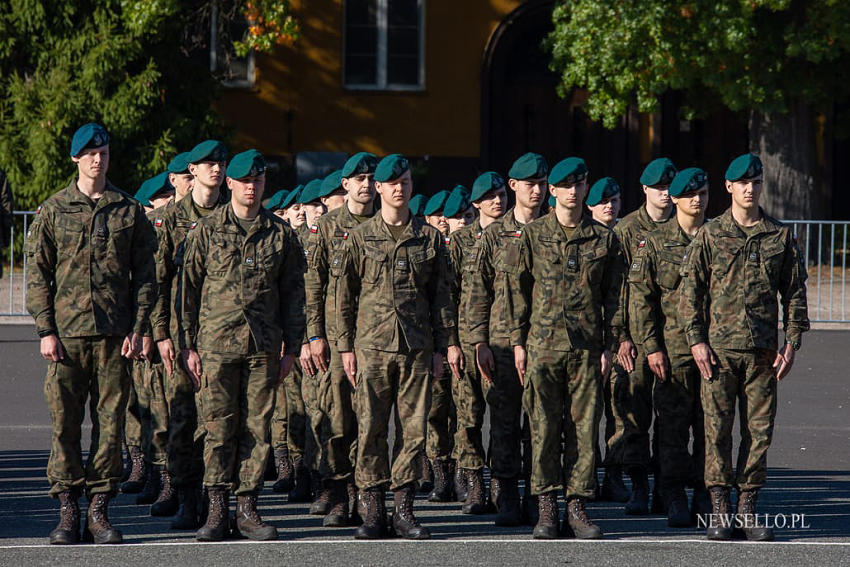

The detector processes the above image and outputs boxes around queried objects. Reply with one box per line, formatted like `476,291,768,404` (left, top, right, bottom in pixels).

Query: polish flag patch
155,218,163,228
190,221,197,230
637,239,646,249
36,205,42,214
342,232,349,240
310,225,318,234
514,230,522,237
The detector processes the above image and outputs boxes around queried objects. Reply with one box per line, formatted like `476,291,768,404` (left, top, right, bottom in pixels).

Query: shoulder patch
444,236,451,246
310,224,318,234
637,239,646,249
190,221,198,230
36,205,42,214
342,231,349,240
476,230,482,240
155,218,163,228
514,230,522,238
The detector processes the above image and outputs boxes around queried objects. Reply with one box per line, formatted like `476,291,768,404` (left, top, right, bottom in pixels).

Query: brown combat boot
236,493,277,541
310,476,332,515
461,469,487,515
531,491,559,539
119,446,146,494
196,489,229,542
428,460,453,502
564,497,602,539
151,467,178,516
271,446,294,493
49,491,80,545
136,463,160,505
392,484,430,540
705,487,733,540
171,484,201,530
323,480,349,527
288,458,312,503
454,466,468,503
737,489,774,541
83,494,123,544
494,477,521,526
665,485,692,528
354,488,387,539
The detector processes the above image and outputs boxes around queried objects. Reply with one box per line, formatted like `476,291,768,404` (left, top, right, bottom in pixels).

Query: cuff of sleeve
36,317,57,337
337,337,354,352
306,322,325,340
447,328,460,348
133,321,147,336
686,330,707,348
180,332,196,351
643,338,662,355
152,326,169,342
510,330,525,348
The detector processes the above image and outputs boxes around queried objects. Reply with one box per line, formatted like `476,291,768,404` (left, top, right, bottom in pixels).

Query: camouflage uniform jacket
449,221,487,346
180,205,306,355
505,213,626,352
26,180,156,337
335,213,455,354
304,205,374,342
628,217,701,359
678,207,809,351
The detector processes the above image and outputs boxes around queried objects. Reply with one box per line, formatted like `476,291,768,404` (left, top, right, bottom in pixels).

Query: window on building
210,4,256,89
344,0,424,90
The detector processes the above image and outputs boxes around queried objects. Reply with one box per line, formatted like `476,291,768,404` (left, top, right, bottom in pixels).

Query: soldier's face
342,174,376,205
169,173,194,201
474,186,507,220
375,170,413,211
227,174,265,210
726,176,763,210
189,160,225,189
273,209,286,219
321,189,347,212
672,186,709,217
510,177,546,209
72,145,109,180
447,206,476,234
589,194,621,225
643,184,671,210
286,203,306,228
550,179,587,211
149,190,175,210
426,213,449,235
304,202,326,226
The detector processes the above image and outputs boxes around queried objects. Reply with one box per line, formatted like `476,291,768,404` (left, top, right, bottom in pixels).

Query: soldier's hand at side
773,344,796,381
122,333,143,360
40,334,65,362
157,339,176,376
475,343,495,384
647,350,669,381
432,352,444,380
300,343,318,376
341,351,357,387
310,338,330,374
280,354,295,382
447,345,463,380
617,340,637,373
691,342,717,380
181,348,202,391
141,335,154,361
601,350,612,380
513,345,527,386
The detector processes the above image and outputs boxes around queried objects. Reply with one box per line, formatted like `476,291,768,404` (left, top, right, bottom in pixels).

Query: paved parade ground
0,325,847,565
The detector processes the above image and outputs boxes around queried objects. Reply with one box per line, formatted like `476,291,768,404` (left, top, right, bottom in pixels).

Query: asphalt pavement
0,325,848,565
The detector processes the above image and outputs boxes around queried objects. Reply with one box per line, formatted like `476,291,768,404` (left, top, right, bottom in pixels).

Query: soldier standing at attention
464,152,547,527
152,140,229,530
180,149,306,542
337,154,455,540
628,168,713,527
615,157,677,515
318,169,347,211
304,152,378,527
679,154,808,541
506,157,626,540
166,152,195,201
281,186,306,229
27,123,156,544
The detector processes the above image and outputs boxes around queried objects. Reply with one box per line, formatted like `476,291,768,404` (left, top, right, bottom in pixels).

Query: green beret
508,152,549,180
586,177,621,206
471,171,506,202
443,185,471,218
265,189,290,210
640,157,677,187
669,167,708,197
281,185,302,209
319,170,343,198
374,154,410,182
167,152,191,174
226,149,266,179
299,179,324,204
549,157,588,186
409,194,426,216
341,152,379,178
725,153,762,181
187,140,227,164
424,190,451,216
70,123,109,157
134,172,172,206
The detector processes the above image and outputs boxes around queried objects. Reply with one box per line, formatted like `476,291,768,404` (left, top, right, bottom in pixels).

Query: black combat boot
564,497,603,539
119,446,146,494
121,444,132,482
665,485,692,527
235,493,277,541
136,463,160,505
288,458,312,503
494,477,521,526
323,480,350,527
705,487,733,541
83,494,123,544
625,468,650,515
264,448,278,482
521,478,538,526
428,460,453,502
737,489,774,541
310,478,332,515
531,491,559,539
151,467,178,516
49,491,80,545
651,476,666,514
272,446,294,493
354,488,387,539
600,466,631,503
691,485,712,524
392,484,430,540
454,466,468,504
171,484,201,530
196,489,229,542
461,469,487,515
417,452,433,494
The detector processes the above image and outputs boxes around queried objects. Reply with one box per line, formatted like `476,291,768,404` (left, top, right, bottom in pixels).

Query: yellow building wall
216,0,523,157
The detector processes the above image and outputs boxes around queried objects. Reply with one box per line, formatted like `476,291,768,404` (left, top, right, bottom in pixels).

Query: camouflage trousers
526,348,600,499
354,347,431,491
451,345,486,470
426,364,456,462
301,363,324,473
165,363,204,487
273,361,303,459
199,350,277,495
702,349,777,491
599,361,629,468
45,336,130,498
621,346,654,472
124,381,142,448
132,359,169,466
317,346,357,481
484,341,524,479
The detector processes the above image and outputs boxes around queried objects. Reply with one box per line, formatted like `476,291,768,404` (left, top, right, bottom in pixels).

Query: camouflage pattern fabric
164,365,204,487
133,358,170,467
124,378,143,448
599,361,628,468
654,357,704,486
426,367,455,462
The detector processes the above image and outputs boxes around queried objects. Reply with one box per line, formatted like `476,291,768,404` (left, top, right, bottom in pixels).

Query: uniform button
245,257,254,265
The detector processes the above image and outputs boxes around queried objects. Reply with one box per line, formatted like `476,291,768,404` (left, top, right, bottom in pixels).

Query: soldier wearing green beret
265,189,291,218
27,123,157,544
616,157,678,516
135,172,175,213
149,139,229,530
679,154,809,541
445,185,476,233
409,194,426,218
167,152,194,202
505,156,626,539
424,190,451,236
337,154,456,540
318,169,347,211
299,179,328,238
281,185,306,229
628,167,712,528
463,152,548,526
180,149,305,542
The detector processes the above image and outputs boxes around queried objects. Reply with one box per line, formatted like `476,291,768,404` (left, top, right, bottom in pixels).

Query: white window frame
210,4,256,89
343,0,426,91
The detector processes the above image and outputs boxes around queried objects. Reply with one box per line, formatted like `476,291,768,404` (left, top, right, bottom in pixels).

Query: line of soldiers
27,122,808,545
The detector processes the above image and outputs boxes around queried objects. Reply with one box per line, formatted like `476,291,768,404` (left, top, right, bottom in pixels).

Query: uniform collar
543,212,597,243
64,179,122,209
